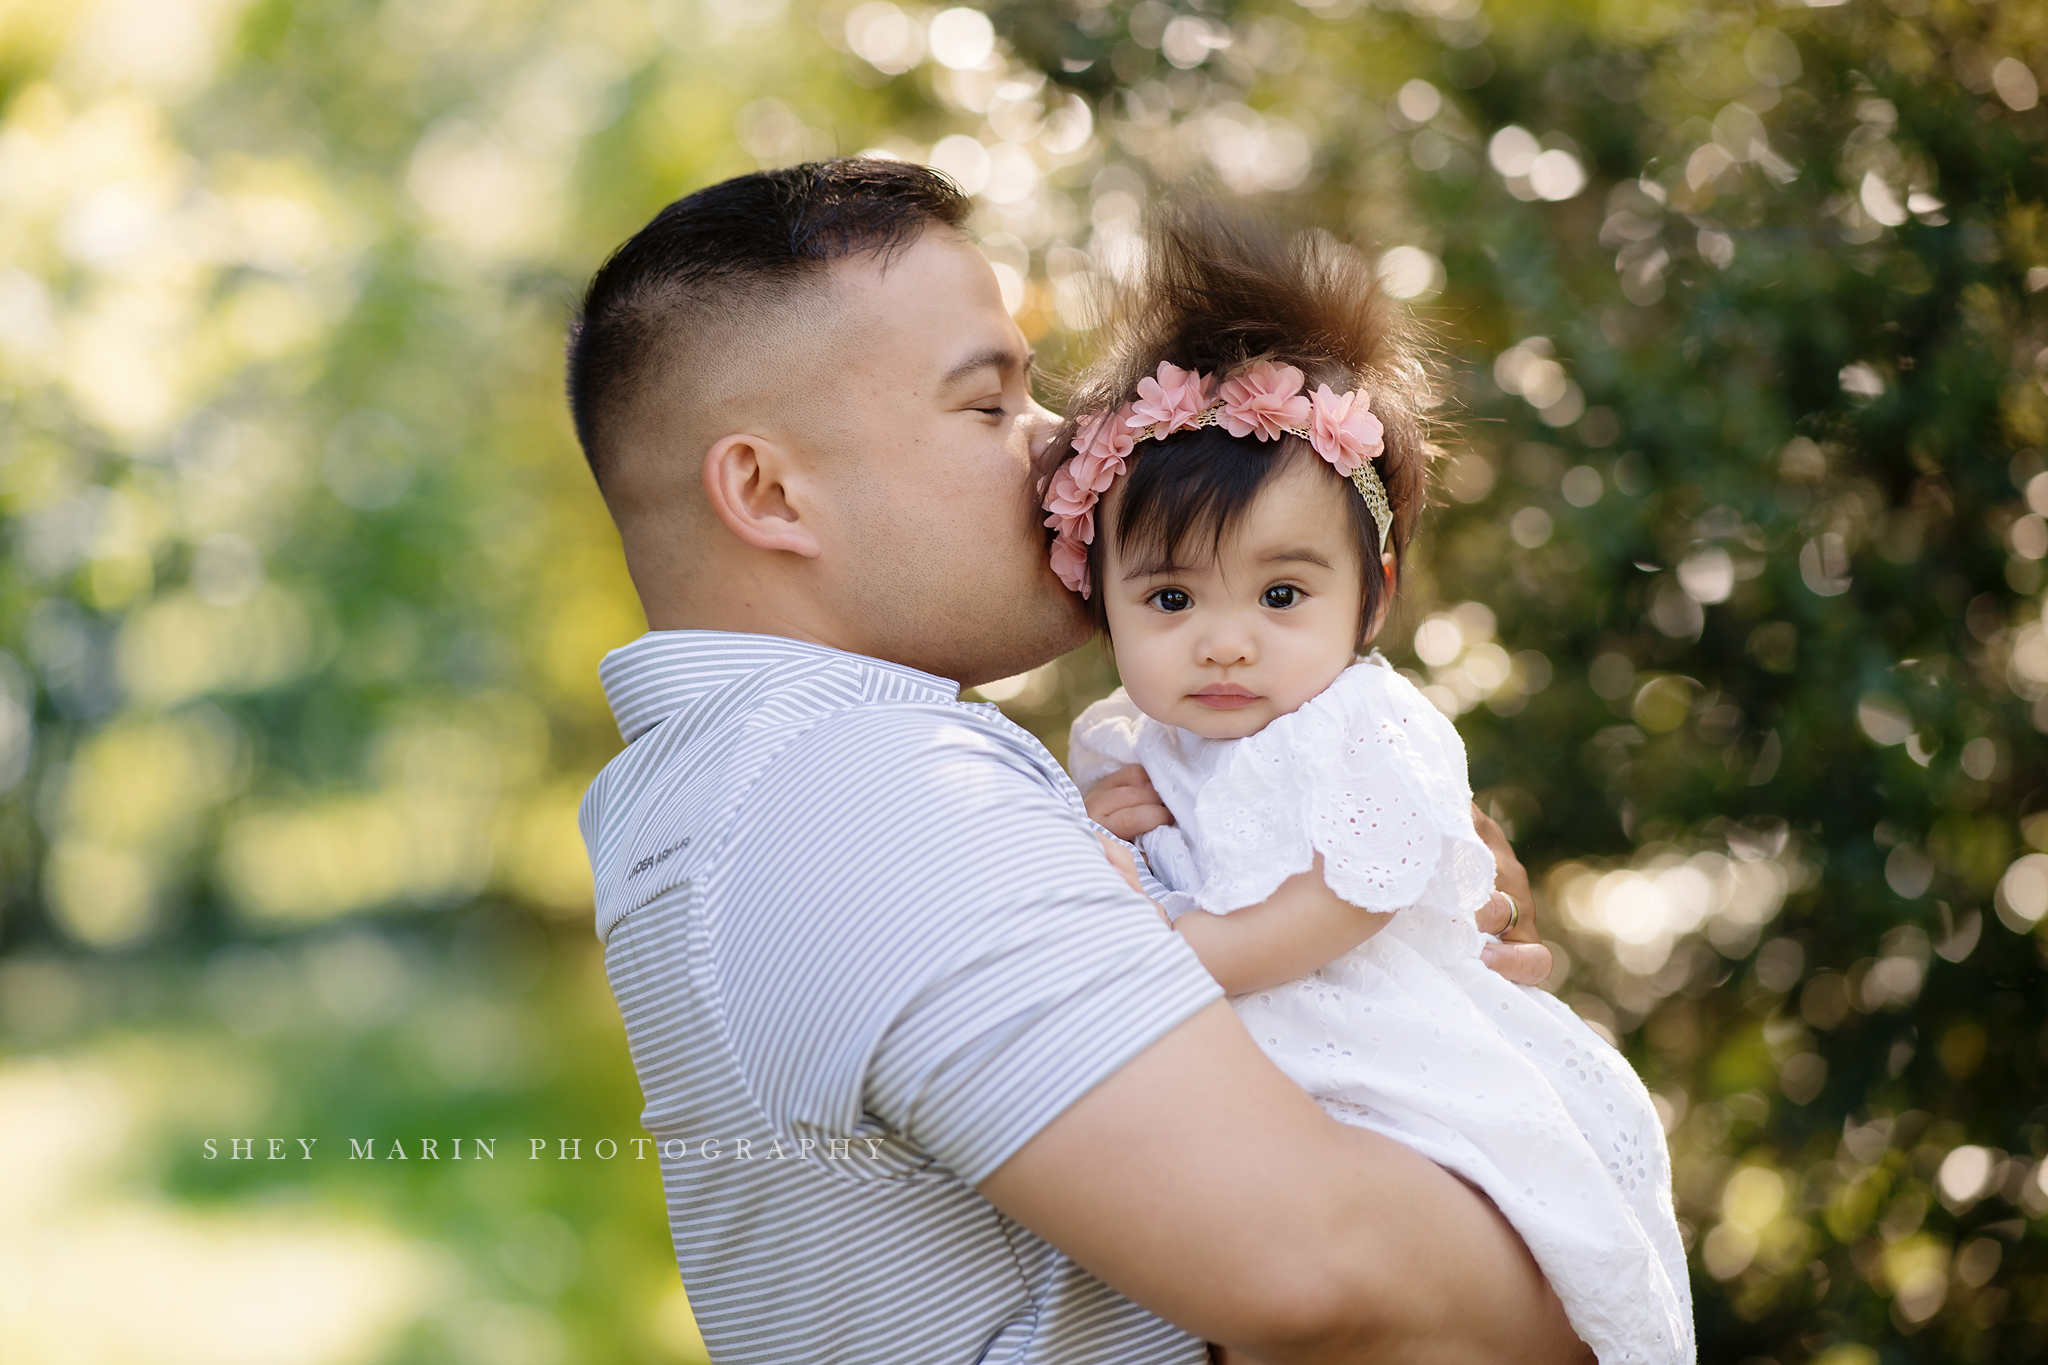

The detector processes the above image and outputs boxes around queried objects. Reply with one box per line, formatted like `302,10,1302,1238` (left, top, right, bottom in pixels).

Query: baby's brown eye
1153,588,1192,612
1263,585,1301,610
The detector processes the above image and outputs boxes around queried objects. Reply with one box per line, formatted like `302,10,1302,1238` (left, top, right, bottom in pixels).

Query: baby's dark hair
1044,202,1433,644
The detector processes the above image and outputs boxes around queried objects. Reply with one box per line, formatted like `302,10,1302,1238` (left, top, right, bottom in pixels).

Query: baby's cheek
1113,641,1177,715
1275,638,1354,712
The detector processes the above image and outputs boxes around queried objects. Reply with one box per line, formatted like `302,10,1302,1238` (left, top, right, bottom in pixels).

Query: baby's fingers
1084,764,1175,840
1091,789,1173,841
1088,764,1167,806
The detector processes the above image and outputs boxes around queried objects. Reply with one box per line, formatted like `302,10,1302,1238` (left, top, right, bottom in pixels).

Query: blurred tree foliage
1,0,2045,1362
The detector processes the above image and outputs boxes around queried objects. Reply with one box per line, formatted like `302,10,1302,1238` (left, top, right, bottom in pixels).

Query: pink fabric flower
1067,410,1134,491
1044,404,1135,598
1066,451,1112,494
1075,438,1130,491
1127,362,1215,438
1077,407,1137,462
1217,361,1311,441
1043,507,1094,545
1049,527,1091,596
1307,384,1386,475
1043,461,1095,518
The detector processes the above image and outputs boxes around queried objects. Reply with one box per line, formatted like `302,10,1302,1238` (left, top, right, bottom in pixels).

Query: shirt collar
598,630,963,744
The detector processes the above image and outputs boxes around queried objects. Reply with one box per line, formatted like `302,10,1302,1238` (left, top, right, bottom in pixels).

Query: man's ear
701,432,822,558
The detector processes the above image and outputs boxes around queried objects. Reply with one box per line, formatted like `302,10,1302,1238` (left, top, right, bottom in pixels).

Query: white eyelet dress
1070,656,1695,1365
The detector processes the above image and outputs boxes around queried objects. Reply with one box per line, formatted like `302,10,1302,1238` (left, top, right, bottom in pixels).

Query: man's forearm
978,1000,1591,1364
1221,1121,1590,1365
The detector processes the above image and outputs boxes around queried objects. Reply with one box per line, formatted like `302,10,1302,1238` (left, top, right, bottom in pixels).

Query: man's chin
951,593,1093,691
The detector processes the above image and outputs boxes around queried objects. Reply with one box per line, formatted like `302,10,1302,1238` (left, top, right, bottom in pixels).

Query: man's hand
1084,763,1174,842
1471,803,1554,986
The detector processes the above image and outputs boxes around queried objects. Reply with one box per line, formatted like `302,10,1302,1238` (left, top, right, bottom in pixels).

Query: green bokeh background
2,1,2044,1361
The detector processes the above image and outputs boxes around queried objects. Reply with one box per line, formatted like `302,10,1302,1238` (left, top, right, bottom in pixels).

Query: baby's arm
1173,855,1392,996
1084,765,1390,994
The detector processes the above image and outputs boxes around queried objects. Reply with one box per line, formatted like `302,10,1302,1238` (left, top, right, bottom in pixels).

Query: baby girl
1045,207,1694,1364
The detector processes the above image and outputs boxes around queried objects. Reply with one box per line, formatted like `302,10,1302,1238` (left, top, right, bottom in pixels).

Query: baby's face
1102,456,1366,740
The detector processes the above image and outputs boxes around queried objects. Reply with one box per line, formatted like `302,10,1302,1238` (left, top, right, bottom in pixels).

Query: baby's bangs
1111,428,1313,574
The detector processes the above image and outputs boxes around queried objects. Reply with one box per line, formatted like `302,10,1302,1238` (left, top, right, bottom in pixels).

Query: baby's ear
1360,552,1398,643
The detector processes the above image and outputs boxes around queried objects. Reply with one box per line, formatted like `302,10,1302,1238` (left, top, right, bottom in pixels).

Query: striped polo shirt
582,630,1222,1364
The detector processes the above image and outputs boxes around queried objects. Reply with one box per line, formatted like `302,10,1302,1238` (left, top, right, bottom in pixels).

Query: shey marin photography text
199,1135,892,1162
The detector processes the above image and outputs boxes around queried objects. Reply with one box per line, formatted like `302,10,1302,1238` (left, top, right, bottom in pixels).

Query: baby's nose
1199,627,1255,667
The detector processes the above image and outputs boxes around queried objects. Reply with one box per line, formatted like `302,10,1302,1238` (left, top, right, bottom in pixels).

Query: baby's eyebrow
1121,546,1332,580
1261,547,1334,568
1121,556,1191,580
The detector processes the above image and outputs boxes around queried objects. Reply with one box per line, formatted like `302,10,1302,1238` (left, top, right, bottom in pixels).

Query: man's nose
1025,399,1064,464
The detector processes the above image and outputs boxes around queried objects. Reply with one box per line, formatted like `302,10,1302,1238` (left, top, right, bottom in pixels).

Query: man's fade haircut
565,158,971,493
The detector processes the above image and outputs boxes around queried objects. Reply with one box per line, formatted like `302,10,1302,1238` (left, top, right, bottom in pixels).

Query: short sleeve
1069,689,1189,906
712,705,1223,1187
1067,688,1147,791
1193,661,1497,917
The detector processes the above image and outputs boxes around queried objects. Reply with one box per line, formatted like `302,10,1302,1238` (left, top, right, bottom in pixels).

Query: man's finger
1474,890,1517,938
1471,804,1538,943
1479,939,1554,987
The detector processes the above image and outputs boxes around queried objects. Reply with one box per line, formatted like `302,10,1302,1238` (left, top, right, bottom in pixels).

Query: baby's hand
1085,764,1175,841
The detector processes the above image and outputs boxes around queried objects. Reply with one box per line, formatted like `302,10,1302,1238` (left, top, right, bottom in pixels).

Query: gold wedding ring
1503,895,1520,935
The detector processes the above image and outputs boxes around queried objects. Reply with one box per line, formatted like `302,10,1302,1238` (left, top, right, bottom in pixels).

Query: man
569,158,1582,1363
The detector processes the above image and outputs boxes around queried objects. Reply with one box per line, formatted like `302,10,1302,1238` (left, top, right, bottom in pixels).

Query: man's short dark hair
566,158,970,492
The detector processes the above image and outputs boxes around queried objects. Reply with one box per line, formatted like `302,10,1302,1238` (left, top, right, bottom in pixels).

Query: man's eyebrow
940,346,1034,388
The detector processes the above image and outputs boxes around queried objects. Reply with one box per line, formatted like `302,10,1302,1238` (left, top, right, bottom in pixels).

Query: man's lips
1188,684,1262,710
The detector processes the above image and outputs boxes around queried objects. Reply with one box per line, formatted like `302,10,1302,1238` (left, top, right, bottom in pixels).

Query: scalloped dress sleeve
1189,657,1498,919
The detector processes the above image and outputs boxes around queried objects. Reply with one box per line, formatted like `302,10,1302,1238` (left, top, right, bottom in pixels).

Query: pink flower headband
1043,359,1393,597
